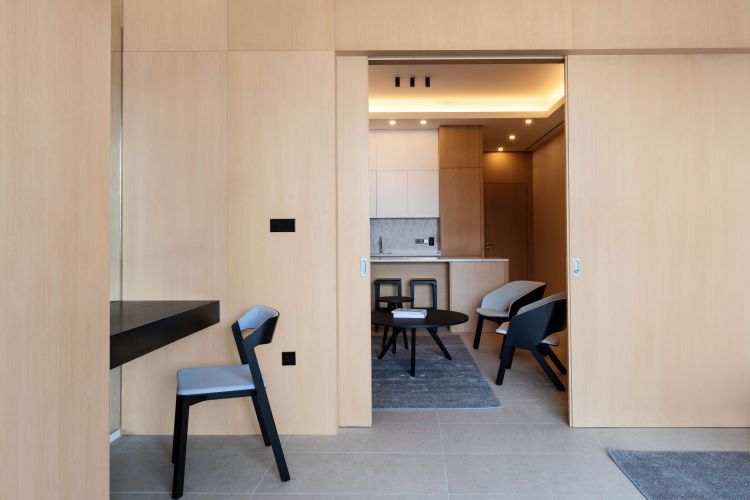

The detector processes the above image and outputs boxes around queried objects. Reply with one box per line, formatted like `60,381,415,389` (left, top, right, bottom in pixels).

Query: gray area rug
609,449,750,500
371,333,501,409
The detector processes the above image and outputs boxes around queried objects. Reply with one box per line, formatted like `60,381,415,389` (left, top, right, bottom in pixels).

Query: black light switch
270,219,295,232
281,352,296,366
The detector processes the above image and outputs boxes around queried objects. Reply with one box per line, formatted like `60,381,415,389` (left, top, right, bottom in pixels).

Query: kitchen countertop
370,256,508,263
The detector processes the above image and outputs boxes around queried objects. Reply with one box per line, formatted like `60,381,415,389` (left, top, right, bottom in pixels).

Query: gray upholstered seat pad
476,307,509,318
177,365,262,395
541,333,560,346
495,321,510,334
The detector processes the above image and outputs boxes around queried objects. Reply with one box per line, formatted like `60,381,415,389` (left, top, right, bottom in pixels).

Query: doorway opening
366,58,569,418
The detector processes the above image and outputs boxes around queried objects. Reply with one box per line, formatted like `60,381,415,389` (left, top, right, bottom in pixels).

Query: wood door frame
334,54,571,428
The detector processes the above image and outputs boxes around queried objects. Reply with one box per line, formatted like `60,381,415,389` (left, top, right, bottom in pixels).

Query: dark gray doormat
372,334,501,409
608,449,750,500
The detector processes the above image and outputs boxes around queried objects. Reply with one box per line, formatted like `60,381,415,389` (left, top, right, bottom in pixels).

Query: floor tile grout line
249,435,292,498
436,409,451,495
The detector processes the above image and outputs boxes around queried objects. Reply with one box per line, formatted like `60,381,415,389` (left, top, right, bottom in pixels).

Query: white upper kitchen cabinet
407,170,439,217
406,130,439,170
376,170,408,217
368,130,377,171
374,130,408,170
368,170,377,218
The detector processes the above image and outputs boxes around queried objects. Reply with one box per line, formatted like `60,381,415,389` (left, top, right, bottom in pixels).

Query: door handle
572,257,581,277
360,257,368,277
485,242,495,248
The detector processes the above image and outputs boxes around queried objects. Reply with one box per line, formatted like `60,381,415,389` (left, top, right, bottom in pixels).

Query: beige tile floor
110,332,750,499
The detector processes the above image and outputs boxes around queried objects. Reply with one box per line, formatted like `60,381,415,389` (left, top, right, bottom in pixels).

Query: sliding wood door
567,55,750,427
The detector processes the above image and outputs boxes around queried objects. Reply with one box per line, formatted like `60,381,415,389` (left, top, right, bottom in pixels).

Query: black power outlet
281,352,296,366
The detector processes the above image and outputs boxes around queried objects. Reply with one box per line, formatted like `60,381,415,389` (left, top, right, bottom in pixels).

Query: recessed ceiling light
389,120,397,125
525,119,533,124
509,134,516,140
497,147,504,152
420,119,427,125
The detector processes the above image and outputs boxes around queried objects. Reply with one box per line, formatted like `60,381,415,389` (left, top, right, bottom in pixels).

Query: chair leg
531,348,566,391
391,328,398,353
381,326,389,350
251,395,271,446
171,394,182,464
506,347,516,369
171,395,190,499
472,315,484,349
542,344,567,374
402,329,409,349
495,340,514,385
498,335,506,359
254,392,290,482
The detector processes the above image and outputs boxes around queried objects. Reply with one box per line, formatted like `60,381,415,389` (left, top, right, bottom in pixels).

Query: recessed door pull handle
572,257,581,277
360,257,367,277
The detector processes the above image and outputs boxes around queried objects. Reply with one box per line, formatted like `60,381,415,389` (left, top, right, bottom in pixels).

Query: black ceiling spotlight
409,76,416,87
425,76,431,88
394,76,400,87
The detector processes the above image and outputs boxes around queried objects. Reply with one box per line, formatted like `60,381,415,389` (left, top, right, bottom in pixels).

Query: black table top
378,295,414,303
110,300,220,368
371,309,468,329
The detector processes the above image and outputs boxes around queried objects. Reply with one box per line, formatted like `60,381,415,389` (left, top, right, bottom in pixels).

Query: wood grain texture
334,0,573,51
485,184,529,281
531,128,567,363
121,52,230,434
572,0,750,50
228,51,338,435
448,261,509,333
483,152,532,184
440,168,484,257
567,54,750,427
229,0,334,50
123,0,228,51
439,126,482,169
336,56,372,427
0,0,110,497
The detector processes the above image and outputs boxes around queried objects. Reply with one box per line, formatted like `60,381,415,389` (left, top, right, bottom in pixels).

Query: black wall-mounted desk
110,300,220,369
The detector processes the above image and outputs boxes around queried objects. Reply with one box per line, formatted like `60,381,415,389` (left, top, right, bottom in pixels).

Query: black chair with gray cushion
171,305,289,499
494,293,567,391
473,280,546,349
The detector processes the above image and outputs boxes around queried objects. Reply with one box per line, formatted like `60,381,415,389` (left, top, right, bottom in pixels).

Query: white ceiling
368,62,565,151
369,62,565,118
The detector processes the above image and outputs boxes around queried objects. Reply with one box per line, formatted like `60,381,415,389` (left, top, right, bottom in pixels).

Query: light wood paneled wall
530,129,567,363
229,0,334,50
567,54,750,427
334,0,573,51
228,51,338,435
123,0,228,51
572,0,750,50
121,51,230,434
0,0,110,497
336,56,372,427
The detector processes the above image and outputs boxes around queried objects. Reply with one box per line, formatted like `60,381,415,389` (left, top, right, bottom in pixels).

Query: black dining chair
473,280,546,349
170,305,290,499
494,293,567,391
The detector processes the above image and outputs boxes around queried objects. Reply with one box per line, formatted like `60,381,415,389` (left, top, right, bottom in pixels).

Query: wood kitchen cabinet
439,126,484,256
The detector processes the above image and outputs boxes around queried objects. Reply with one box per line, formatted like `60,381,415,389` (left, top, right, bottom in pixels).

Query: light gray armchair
472,280,546,349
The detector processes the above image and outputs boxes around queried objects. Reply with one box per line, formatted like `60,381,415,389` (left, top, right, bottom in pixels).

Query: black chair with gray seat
473,280,546,349
171,305,289,499
494,293,567,391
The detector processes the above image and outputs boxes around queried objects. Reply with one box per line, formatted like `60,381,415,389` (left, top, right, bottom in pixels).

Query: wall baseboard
109,429,121,443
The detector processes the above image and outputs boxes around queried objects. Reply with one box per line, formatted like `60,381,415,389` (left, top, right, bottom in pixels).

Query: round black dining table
371,309,469,377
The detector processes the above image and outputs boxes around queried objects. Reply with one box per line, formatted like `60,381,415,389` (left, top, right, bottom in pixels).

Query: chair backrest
507,293,566,349
481,280,546,318
231,305,279,366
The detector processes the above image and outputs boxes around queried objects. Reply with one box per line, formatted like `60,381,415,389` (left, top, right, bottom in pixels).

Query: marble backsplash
370,218,440,255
